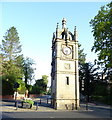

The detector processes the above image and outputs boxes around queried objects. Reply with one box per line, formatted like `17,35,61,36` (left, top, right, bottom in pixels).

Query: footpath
1,98,112,113
1,98,55,112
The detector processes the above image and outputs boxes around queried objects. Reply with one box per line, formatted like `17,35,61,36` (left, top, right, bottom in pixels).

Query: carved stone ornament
64,63,71,70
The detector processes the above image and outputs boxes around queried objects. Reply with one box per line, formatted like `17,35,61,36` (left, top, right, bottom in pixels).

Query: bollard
50,98,52,105
47,98,48,104
36,102,38,110
75,103,77,110
72,103,74,110
65,104,68,110
16,101,18,110
86,95,88,110
15,101,16,107
40,99,41,104
86,102,88,110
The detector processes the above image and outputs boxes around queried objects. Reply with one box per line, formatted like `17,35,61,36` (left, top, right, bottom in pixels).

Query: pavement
1,98,112,119
1,97,111,112
1,98,55,112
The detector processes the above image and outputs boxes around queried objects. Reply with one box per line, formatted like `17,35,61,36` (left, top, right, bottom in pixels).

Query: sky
0,1,111,86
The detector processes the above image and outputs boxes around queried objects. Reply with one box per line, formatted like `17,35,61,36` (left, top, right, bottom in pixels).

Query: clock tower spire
62,18,66,29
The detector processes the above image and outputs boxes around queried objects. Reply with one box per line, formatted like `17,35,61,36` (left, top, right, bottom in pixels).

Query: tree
0,54,2,76
1,26,24,94
79,62,98,100
32,75,48,94
23,57,36,86
1,26,23,80
90,2,112,72
1,26,22,61
78,43,86,66
14,79,26,94
42,75,48,86
78,43,87,94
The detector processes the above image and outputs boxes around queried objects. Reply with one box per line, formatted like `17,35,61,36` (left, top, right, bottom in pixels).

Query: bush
92,95,110,104
91,84,112,105
2,79,14,95
93,85,108,96
2,75,26,95
26,84,32,92
22,98,34,106
30,85,38,94
14,79,26,94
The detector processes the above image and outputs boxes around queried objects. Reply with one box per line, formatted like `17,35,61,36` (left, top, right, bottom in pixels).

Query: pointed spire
53,32,55,39
52,32,55,43
74,26,78,41
74,26,76,33
57,23,59,29
56,23,60,38
62,18,66,29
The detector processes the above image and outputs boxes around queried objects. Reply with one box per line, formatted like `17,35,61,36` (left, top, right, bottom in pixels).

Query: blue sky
1,2,110,85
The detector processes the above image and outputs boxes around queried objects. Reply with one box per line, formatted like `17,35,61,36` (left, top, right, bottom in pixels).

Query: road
1,99,112,119
2,110,111,119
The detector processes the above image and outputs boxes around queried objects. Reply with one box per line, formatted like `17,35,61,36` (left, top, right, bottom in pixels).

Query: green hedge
22,99,34,106
92,95,111,105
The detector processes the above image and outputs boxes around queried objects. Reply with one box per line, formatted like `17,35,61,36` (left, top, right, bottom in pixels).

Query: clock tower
51,18,79,110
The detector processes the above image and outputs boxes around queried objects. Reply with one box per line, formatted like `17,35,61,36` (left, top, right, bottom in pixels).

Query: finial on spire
62,18,66,29
74,26,78,41
74,26,76,31
57,23,59,29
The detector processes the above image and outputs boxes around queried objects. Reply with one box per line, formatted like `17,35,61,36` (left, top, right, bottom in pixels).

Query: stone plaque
64,63,71,70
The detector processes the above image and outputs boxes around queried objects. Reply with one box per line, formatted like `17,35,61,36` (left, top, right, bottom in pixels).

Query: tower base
52,99,80,110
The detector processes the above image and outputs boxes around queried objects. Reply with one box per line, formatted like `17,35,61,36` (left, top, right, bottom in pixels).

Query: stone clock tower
51,18,79,110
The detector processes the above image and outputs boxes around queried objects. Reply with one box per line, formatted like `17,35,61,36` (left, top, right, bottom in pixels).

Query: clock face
63,47,71,55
